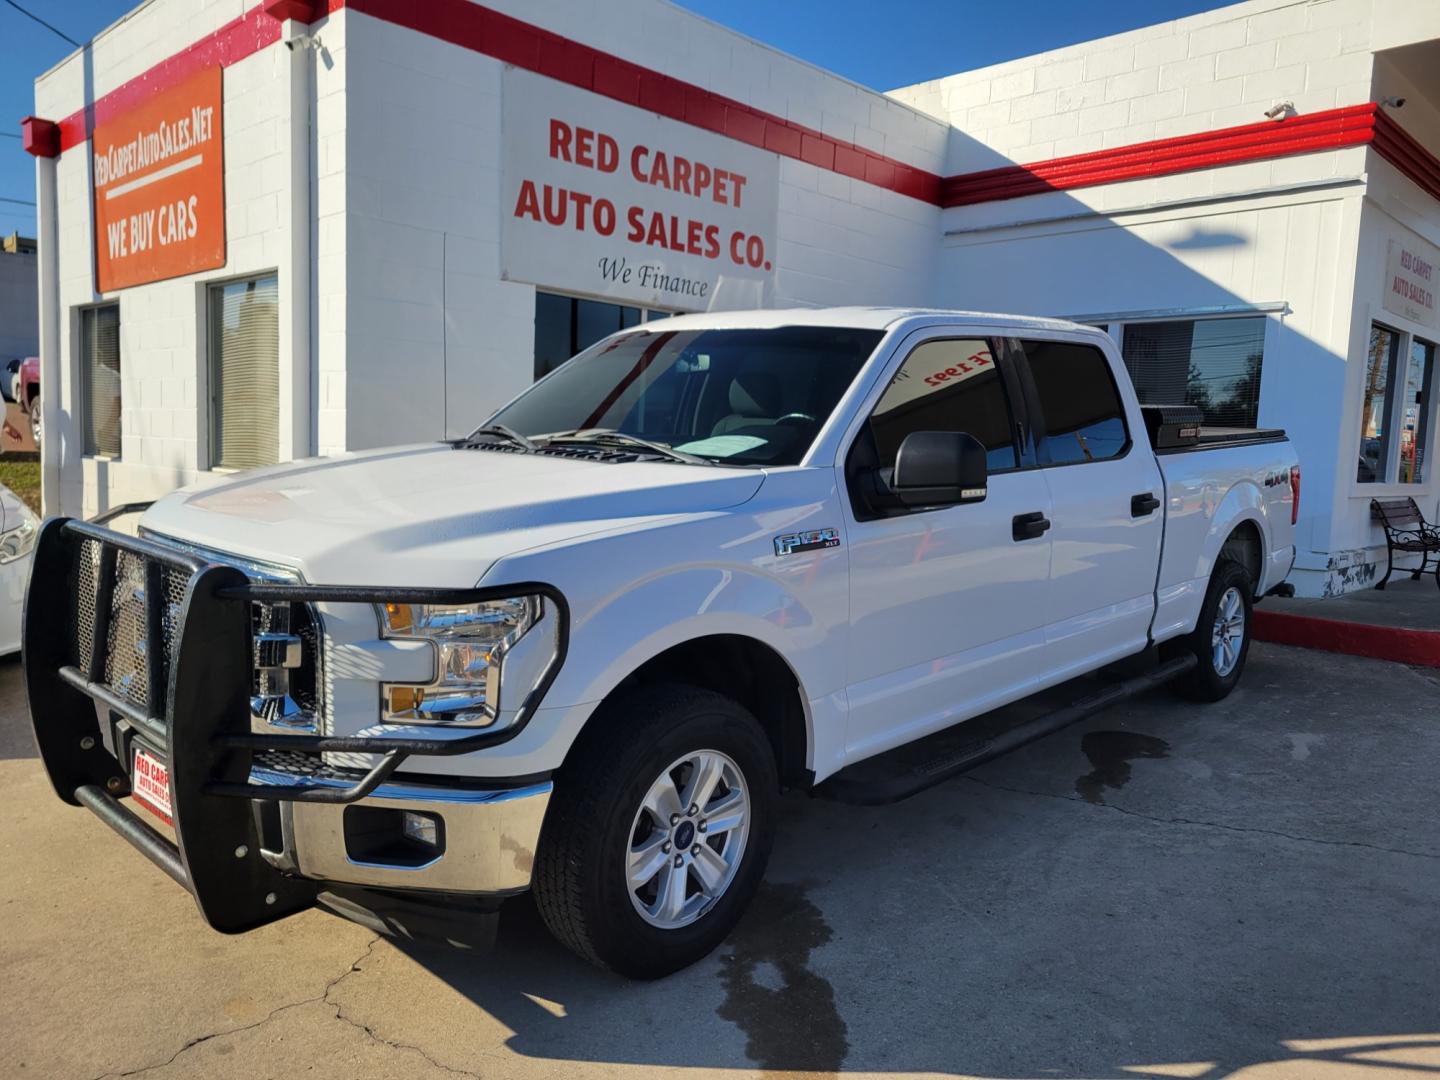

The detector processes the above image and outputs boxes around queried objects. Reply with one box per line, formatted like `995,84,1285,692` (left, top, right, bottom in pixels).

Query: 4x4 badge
774,528,841,557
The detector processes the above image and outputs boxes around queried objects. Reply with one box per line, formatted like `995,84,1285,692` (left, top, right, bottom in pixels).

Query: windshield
487,326,883,466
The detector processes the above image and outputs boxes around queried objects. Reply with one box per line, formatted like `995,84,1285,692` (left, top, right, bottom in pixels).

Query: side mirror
892,431,988,508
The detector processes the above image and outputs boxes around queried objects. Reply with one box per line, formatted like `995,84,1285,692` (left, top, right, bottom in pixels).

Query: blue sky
0,0,1230,238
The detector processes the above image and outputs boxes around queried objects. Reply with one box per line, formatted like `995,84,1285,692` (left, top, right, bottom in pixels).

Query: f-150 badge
774,528,841,557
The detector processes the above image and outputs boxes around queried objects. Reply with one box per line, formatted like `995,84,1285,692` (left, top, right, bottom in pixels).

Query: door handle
1012,511,1051,541
1131,492,1161,517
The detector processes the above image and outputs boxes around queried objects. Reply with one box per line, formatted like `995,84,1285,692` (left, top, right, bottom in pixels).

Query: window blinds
1121,317,1266,428
82,305,122,457
210,276,279,470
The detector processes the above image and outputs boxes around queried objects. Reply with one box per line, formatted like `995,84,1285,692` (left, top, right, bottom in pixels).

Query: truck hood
140,443,766,587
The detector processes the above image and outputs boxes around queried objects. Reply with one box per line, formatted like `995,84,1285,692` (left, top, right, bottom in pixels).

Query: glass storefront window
1399,337,1436,484
1358,325,1400,484
533,291,671,379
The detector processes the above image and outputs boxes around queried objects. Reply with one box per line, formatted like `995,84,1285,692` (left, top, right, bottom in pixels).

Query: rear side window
1019,339,1130,465
869,338,1019,474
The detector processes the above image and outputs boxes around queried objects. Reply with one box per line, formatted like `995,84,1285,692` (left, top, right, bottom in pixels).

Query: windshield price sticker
502,69,779,311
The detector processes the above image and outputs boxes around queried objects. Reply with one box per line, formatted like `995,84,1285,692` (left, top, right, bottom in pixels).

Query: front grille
67,537,189,714
64,534,322,729
251,748,362,784
249,600,324,730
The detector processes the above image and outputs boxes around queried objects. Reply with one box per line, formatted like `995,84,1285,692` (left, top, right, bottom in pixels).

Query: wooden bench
1371,497,1440,590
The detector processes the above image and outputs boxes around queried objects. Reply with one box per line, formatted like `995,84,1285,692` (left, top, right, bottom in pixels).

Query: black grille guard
23,514,569,932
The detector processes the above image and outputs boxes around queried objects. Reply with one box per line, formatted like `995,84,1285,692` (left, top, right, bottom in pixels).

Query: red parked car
18,357,39,450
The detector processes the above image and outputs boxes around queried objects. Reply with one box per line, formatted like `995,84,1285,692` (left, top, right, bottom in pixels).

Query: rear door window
1017,338,1130,465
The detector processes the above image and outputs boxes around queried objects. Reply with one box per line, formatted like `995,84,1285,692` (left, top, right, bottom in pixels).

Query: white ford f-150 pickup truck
25,307,1298,977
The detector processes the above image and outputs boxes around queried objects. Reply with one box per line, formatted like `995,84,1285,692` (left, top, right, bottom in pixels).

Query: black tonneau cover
1140,403,1286,453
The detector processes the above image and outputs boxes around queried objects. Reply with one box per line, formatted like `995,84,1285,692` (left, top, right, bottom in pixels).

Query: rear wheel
1168,559,1253,701
533,684,777,978
27,396,40,450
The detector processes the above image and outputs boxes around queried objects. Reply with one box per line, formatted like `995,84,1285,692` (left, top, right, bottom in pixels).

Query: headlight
377,596,541,726
0,512,38,565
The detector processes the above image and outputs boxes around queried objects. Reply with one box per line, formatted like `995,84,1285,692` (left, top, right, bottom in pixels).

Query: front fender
554,566,827,709
472,468,851,777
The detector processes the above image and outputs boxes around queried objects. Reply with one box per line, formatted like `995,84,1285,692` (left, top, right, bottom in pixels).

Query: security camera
1381,96,1407,108
1263,101,1296,120
285,32,322,51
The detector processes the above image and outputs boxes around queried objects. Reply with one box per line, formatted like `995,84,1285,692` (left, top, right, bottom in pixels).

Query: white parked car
24,308,1298,977
1,484,38,655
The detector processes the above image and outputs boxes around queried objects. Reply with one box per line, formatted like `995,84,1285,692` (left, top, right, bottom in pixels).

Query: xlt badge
774,528,841,557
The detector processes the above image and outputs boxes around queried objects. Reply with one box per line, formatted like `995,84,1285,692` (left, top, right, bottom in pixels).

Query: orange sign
92,67,225,293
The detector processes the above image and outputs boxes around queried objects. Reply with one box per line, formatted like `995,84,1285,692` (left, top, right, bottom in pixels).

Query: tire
1168,559,1254,702
533,683,778,979
27,396,40,451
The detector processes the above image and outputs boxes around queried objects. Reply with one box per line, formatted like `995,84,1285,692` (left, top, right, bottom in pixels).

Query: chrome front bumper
251,765,552,894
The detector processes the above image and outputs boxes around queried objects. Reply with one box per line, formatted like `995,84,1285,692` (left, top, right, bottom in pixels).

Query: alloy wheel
625,749,751,930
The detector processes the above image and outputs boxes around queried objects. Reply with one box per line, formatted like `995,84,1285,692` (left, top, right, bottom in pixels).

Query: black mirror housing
892,431,988,508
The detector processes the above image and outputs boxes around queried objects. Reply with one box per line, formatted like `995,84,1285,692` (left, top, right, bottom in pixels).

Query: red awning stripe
941,105,1382,206
29,1,1439,213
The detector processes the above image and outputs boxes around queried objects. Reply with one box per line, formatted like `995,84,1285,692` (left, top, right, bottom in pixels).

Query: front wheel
1168,558,1253,701
533,684,777,978
27,396,40,451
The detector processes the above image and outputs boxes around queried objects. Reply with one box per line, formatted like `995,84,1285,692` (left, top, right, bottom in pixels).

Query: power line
0,196,37,207
0,132,20,139
1,0,80,47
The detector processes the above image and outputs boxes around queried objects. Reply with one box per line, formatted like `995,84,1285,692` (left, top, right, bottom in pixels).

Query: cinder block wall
889,0,1375,171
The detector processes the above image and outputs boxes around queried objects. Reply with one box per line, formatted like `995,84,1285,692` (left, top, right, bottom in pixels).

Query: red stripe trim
31,0,1439,213
1253,608,1440,668
44,0,940,203
941,105,1382,207
1373,109,1440,202
53,5,280,153
341,0,942,203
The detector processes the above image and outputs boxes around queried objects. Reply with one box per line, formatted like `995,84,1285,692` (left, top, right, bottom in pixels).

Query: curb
1252,608,1440,668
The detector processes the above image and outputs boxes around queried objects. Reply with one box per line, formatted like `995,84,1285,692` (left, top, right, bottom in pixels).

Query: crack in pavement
322,945,484,1080
92,936,384,1080
962,774,1440,861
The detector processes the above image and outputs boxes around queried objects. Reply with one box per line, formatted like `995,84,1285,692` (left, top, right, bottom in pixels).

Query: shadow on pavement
369,647,1440,1078
0,654,35,760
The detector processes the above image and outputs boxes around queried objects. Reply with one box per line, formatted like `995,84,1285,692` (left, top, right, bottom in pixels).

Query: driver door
842,332,1054,763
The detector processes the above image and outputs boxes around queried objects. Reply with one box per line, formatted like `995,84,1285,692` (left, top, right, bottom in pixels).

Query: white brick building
22,0,1440,596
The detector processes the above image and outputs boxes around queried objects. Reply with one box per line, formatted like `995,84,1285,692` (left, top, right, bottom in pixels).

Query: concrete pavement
3,643,1439,1079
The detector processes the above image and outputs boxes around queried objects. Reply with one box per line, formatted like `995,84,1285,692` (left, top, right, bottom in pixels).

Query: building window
80,304,121,457
1019,338,1130,465
534,291,671,379
1358,324,1402,484
209,275,279,470
1120,316,1266,428
1399,337,1436,485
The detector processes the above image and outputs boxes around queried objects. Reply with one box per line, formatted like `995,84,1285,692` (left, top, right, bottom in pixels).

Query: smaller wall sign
1384,237,1437,329
92,67,225,293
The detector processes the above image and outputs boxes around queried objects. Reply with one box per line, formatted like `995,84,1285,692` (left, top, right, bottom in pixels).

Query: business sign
1384,237,1437,329
92,67,225,293
501,68,778,311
